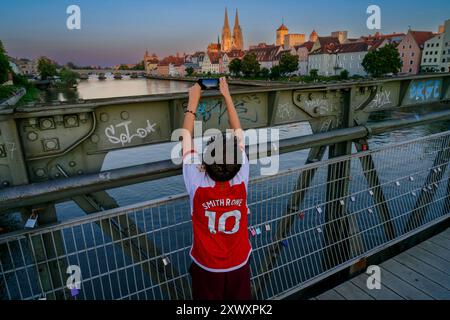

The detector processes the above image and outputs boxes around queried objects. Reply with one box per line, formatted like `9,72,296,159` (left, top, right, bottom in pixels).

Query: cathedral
221,8,244,52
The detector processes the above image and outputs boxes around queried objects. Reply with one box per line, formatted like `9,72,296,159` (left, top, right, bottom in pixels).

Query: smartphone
197,78,219,90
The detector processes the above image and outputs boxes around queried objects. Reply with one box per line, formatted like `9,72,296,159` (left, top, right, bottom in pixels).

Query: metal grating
1,131,450,300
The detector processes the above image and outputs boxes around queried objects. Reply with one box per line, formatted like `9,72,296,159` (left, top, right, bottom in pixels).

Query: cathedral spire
223,7,230,29
232,8,244,51
222,7,232,52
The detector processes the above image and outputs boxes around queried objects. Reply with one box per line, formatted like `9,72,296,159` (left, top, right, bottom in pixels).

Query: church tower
276,21,289,46
232,9,244,51
221,8,232,52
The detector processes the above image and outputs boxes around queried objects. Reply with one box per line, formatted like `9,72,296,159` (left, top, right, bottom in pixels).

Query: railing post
323,87,363,270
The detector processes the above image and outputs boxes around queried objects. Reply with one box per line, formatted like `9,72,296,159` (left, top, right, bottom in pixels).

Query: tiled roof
317,36,340,48
277,24,288,31
225,50,245,59
338,42,368,53
310,42,368,55
247,45,282,62
207,52,221,64
294,41,314,51
409,31,435,47
158,56,185,67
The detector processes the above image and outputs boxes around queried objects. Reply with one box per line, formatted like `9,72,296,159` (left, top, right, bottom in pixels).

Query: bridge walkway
314,227,450,300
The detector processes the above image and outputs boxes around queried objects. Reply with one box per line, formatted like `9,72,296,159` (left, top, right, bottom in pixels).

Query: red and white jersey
183,148,251,272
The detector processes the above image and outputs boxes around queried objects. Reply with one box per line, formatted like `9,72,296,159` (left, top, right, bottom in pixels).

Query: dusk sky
1,0,449,67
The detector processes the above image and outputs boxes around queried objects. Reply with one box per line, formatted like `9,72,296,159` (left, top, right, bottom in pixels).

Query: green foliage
37,57,57,80
0,85,17,100
259,67,270,79
241,53,260,77
362,44,402,77
13,73,31,88
340,69,349,80
279,53,299,76
130,61,145,70
0,40,11,84
118,64,129,70
186,67,195,76
59,68,79,87
270,65,281,79
309,69,319,80
228,58,242,76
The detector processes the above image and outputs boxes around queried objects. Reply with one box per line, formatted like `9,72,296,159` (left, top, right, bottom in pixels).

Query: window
402,53,405,57
410,60,413,65
434,58,437,62
409,68,412,72
427,44,430,47
431,43,434,47
436,43,439,47
435,51,438,55
411,52,415,57
409,45,412,49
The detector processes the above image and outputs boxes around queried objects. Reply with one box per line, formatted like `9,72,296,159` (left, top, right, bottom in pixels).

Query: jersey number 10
205,210,241,234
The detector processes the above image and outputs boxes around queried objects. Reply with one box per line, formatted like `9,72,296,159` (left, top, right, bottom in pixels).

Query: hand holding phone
197,78,219,90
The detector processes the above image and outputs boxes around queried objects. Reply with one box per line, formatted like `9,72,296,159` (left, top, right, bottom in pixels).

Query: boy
181,77,252,300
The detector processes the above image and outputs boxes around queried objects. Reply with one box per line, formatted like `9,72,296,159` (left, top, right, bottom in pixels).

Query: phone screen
202,78,219,88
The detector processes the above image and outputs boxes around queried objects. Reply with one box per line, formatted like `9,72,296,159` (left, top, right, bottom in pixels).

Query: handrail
1,108,450,212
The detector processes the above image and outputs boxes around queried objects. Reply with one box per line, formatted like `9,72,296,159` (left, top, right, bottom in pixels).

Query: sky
0,0,449,67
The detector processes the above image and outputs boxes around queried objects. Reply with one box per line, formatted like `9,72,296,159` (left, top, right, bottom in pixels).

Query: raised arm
182,83,202,156
219,77,244,144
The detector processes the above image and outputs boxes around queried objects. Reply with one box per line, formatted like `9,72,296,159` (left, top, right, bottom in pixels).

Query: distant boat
113,72,122,79
98,73,106,80
79,73,89,80
130,72,138,79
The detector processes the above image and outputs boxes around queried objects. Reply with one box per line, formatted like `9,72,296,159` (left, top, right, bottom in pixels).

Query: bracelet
184,109,197,117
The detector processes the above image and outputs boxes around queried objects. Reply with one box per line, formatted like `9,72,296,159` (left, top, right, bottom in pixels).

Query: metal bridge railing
1,131,450,300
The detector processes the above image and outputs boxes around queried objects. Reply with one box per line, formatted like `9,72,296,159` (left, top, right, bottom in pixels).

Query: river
3,78,450,224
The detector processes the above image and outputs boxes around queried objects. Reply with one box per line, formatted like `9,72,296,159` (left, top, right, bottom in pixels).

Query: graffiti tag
105,120,156,146
369,91,391,109
304,99,333,115
276,103,295,120
409,80,441,101
184,94,259,124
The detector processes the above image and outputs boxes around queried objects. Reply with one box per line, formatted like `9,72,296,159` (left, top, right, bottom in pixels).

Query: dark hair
203,133,242,182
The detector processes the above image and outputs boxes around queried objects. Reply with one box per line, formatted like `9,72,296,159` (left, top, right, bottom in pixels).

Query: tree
241,53,260,78
66,61,77,69
309,69,319,81
259,67,270,79
362,44,402,77
186,67,195,76
131,60,145,70
228,58,242,76
37,57,57,80
279,53,299,76
270,65,281,80
60,68,79,87
0,40,12,84
118,64,130,70
340,69,349,80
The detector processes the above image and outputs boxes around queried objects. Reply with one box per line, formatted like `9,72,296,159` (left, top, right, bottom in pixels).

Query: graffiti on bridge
183,94,260,125
408,79,441,102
